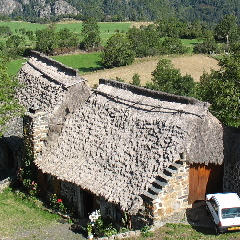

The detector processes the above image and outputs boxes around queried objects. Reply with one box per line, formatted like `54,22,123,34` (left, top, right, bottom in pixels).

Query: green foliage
49,194,67,214
36,27,58,55
6,35,25,48
160,37,189,55
195,53,240,127
141,225,154,237
157,17,184,38
114,77,125,82
17,145,39,198
81,18,101,51
127,25,161,57
94,216,118,237
0,58,23,136
0,26,12,37
214,14,238,43
146,59,195,97
130,73,141,86
57,27,78,48
36,25,80,55
101,33,135,68
193,38,219,54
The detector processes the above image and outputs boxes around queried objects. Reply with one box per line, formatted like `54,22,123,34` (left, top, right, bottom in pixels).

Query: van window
222,208,240,219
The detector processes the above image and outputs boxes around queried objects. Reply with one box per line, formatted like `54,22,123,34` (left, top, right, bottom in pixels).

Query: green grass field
131,223,240,240
52,52,103,74
0,188,59,238
7,58,28,76
0,21,131,45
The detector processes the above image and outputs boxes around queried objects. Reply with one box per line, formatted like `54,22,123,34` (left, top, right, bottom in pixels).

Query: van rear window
222,208,240,218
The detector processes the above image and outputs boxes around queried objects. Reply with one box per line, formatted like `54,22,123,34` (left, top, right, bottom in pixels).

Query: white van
206,193,240,234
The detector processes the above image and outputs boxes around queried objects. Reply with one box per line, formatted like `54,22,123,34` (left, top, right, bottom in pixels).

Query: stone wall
152,162,190,222
24,110,49,155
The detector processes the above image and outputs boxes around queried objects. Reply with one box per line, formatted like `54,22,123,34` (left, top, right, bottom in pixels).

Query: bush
160,37,188,55
146,59,195,97
193,39,219,54
101,33,135,68
130,73,141,86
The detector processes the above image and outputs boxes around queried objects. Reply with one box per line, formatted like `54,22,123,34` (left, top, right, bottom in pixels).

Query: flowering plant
49,194,67,213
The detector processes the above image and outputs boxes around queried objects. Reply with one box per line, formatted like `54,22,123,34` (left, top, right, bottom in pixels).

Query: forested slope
0,0,240,24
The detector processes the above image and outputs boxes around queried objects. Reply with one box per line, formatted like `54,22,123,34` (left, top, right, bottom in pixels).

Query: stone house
14,51,237,228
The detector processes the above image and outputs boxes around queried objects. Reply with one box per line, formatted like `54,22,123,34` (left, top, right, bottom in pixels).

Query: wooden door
188,163,223,204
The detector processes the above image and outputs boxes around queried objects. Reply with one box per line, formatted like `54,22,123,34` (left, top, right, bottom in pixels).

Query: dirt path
83,54,220,87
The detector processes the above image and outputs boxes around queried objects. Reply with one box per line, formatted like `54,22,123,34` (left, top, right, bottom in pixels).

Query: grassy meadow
0,188,59,238
0,21,131,46
52,52,103,74
1,21,201,79
2,187,240,239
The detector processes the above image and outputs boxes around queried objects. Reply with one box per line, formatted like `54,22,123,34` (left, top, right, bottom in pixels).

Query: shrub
160,37,188,55
101,33,135,68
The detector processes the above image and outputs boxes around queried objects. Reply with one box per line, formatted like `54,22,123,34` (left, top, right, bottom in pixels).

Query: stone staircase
143,161,184,200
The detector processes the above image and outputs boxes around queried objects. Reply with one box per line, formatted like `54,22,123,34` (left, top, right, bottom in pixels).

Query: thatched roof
34,79,224,214
17,51,86,114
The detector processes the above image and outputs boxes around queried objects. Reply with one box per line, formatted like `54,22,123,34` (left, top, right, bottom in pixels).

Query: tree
0,26,12,37
57,28,79,48
81,18,101,50
35,27,57,55
6,35,25,49
214,14,239,43
127,24,161,57
160,37,188,55
0,58,23,136
101,33,135,68
146,59,195,96
195,53,240,127
193,38,219,54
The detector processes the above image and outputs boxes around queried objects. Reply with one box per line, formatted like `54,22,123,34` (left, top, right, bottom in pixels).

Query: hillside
1,0,240,24
83,54,220,87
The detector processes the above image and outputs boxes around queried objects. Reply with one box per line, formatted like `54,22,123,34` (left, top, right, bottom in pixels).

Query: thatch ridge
99,79,209,107
31,51,78,77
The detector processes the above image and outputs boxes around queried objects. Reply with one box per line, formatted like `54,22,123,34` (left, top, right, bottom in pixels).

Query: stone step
149,185,162,194
143,191,158,200
164,167,177,175
171,162,183,169
158,172,171,181
154,180,167,187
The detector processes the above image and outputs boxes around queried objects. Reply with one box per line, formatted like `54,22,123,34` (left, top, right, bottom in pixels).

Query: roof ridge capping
31,50,79,77
99,79,210,107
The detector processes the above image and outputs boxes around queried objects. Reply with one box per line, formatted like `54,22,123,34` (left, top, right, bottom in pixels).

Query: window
222,208,240,219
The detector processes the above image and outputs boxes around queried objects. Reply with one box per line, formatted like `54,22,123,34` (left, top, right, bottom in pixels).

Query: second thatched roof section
35,79,224,214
